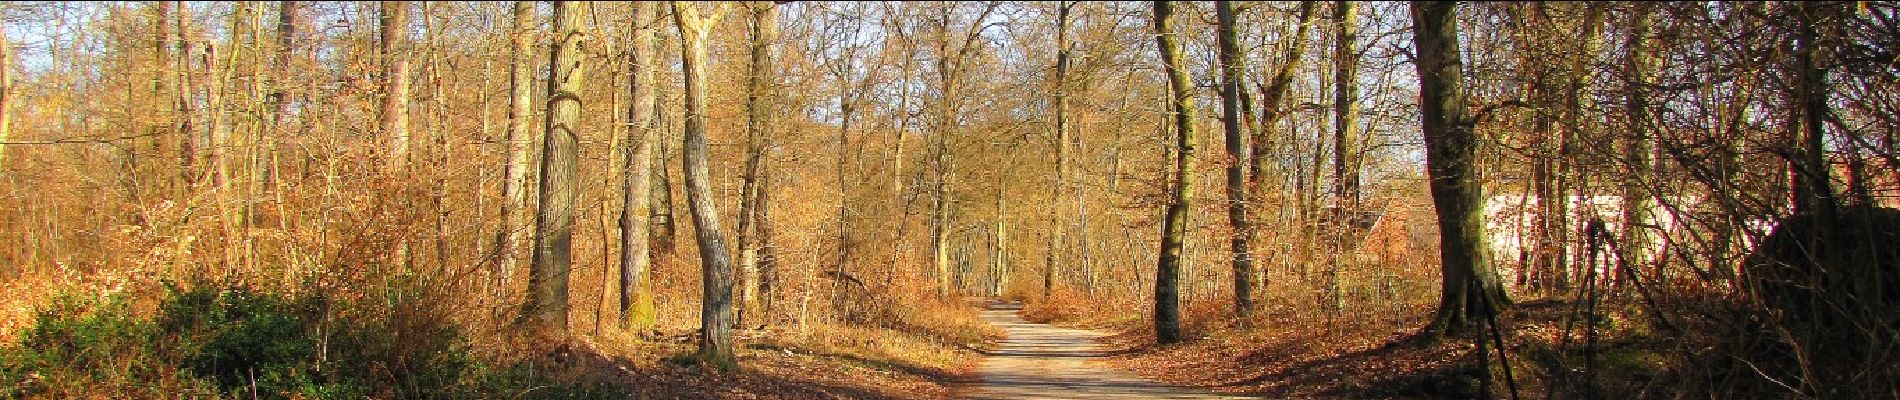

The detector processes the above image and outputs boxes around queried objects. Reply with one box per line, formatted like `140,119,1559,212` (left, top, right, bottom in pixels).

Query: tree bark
1788,2,1836,218
173,1,197,189
671,0,738,368
736,0,778,329
1046,1,1073,301
1214,0,1257,319
1151,0,1195,345
1620,4,1657,272
1412,0,1508,339
260,1,295,191
380,1,411,171
930,7,955,299
523,0,586,337
0,14,13,166
619,1,658,331
1331,0,1360,217
651,114,678,259
495,1,535,290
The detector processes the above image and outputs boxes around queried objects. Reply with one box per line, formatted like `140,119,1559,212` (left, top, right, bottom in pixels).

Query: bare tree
1214,0,1256,318
523,0,586,337
1151,0,1194,345
927,2,998,298
1331,0,1359,214
619,1,659,331
380,1,412,170
495,1,535,290
1046,1,1074,300
0,8,11,165
736,0,779,329
1411,0,1508,339
1619,3,1658,271
1788,1,1838,217
671,0,738,368
260,0,296,191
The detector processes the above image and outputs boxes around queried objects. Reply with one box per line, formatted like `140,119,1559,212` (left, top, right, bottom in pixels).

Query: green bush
2,283,621,399
2,293,214,397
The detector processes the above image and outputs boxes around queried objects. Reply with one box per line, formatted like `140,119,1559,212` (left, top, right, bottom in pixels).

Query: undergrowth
0,282,620,399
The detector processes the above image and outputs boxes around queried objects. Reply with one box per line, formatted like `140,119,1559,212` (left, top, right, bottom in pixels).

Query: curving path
957,302,1253,399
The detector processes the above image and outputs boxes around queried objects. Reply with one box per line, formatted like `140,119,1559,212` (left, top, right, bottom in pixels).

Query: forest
0,1,1895,399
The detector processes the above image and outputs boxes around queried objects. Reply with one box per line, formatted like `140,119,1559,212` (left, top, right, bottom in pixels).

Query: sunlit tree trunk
931,10,955,299
1151,0,1195,345
619,1,658,331
380,1,411,171
173,1,197,189
1412,0,1508,339
736,0,778,328
923,3,998,298
1045,1,1072,300
523,0,586,337
261,1,296,192
495,1,534,290
1331,0,1360,217
0,14,13,166
672,0,737,368
1214,0,1256,319
993,187,1009,297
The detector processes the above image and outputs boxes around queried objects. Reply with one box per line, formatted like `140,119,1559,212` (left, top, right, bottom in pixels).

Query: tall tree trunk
0,16,13,166
671,1,737,368
736,1,778,329
931,15,954,299
1151,0,1195,345
993,186,1009,296
619,1,659,331
1412,0,1508,339
1620,4,1657,272
496,1,534,291
262,1,296,191
831,94,855,314
1214,0,1257,319
380,1,411,170
523,0,586,337
1331,0,1360,218
1788,2,1836,218
1048,0,1079,299
1046,1,1073,300
174,1,196,189
1552,6,1600,289
755,167,779,315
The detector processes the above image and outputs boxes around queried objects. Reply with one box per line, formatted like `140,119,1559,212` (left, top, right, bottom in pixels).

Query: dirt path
957,303,1252,399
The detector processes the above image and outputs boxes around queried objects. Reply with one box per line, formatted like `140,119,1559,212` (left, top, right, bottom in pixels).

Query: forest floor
560,319,988,399
1091,298,1677,399
956,301,1250,399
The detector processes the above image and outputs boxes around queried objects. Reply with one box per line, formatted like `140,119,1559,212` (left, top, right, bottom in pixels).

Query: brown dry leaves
569,323,981,400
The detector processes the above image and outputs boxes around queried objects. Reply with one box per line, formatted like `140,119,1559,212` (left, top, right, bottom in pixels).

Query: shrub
1,293,215,397
1,282,621,399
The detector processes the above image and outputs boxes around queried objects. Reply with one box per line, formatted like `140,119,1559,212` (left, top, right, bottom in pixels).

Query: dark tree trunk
1214,0,1257,319
1411,0,1509,340
1151,0,1195,345
672,1,738,368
